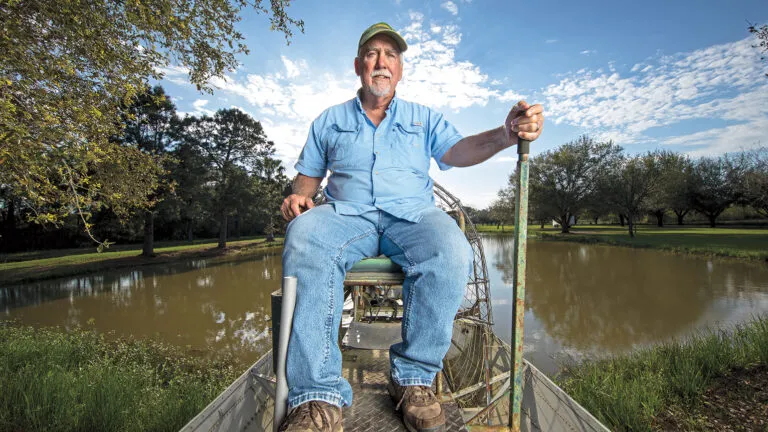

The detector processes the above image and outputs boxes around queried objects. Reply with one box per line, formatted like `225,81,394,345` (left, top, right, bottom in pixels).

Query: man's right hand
281,194,315,222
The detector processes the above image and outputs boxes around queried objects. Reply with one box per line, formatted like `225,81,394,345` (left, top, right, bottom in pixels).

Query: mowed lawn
476,224,768,261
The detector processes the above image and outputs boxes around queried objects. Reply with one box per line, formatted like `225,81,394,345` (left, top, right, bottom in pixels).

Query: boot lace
396,385,437,410
280,401,334,431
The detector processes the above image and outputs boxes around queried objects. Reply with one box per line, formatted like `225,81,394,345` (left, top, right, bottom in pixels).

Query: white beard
368,81,391,97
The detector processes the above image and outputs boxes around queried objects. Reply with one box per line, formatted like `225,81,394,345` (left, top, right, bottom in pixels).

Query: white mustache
371,70,391,78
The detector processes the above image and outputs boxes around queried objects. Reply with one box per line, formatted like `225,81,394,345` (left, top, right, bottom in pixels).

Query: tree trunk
186,220,194,242
619,213,626,227
654,210,664,227
674,210,688,225
234,214,240,239
540,219,545,229
708,214,717,228
218,211,227,249
627,214,635,238
593,216,599,225
560,213,570,233
266,215,275,242
142,210,154,257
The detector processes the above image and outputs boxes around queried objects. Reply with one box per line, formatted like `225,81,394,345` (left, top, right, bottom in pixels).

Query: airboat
181,142,609,432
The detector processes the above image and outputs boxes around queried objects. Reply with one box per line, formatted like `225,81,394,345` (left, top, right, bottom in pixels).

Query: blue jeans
282,205,473,408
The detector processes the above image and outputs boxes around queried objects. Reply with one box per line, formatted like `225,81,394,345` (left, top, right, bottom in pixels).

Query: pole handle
517,139,530,156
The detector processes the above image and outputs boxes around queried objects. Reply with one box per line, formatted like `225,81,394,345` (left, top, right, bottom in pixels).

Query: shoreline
476,224,768,263
0,238,284,287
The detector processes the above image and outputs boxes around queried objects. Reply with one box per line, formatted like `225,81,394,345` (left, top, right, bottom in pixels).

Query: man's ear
354,57,361,76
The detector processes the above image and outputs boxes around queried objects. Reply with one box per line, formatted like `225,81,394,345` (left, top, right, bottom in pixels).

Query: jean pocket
392,122,425,167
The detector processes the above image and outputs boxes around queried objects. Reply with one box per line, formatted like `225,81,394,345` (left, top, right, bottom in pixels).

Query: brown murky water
3,238,768,375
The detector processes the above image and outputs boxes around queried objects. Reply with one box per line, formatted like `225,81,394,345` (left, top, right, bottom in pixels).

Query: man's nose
375,53,387,69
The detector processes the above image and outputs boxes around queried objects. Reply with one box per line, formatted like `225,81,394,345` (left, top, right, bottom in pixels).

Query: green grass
556,316,768,431
476,224,768,261
0,237,284,286
0,324,240,432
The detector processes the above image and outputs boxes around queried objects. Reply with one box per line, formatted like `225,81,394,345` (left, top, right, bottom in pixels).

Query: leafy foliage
749,22,768,77
0,0,302,246
598,152,661,237
689,156,743,227
526,135,622,233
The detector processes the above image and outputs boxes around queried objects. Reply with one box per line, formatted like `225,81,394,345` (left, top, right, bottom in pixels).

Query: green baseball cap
358,22,408,53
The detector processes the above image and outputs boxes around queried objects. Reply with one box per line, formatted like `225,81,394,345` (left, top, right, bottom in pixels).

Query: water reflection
2,255,282,366
483,234,768,374
3,238,768,376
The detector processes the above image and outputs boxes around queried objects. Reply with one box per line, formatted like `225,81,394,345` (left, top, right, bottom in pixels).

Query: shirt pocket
392,122,426,167
326,123,361,170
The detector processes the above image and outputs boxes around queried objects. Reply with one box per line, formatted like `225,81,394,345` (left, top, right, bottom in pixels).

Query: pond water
3,236,768,376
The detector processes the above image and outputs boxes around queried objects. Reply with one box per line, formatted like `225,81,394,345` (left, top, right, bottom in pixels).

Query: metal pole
509,139,530,431
274,276,297,432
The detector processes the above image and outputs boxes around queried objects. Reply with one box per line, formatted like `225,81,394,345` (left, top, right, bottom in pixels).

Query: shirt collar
355,88,398,114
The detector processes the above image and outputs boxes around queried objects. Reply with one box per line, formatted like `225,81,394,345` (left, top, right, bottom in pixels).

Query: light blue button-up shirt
295,92,463,223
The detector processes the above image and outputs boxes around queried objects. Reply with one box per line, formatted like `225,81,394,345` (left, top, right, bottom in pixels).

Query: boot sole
403,417,445,432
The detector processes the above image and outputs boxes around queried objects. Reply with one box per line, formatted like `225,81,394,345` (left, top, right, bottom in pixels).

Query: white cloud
193,99,214,116
398,13,521,111
543,36,768,155
281,56,306,79
497,90,528,102
580,49,596,55
545,39,558,44
441,1,459,15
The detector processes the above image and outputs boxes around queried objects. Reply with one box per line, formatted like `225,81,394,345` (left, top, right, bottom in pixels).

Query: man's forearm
292,174,323,198
440,126,514,167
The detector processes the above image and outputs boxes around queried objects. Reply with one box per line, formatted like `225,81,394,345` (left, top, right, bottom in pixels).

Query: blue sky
157,0,768,209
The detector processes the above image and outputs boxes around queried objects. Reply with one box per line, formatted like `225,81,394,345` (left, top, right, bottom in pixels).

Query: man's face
355,34,403,99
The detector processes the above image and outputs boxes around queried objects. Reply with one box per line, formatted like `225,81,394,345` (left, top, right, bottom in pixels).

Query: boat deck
341,348,467,432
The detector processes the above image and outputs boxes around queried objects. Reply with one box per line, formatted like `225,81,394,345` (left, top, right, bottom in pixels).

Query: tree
169,139,213,242
180,109,271,248
488,187,515,232
120,85,177,256
0,0,303,246
644,151,693,227
689,155,743,227
740,147,768,217
527,136,622,233
251,145,289,242
749,22,768,77
600,153,660,237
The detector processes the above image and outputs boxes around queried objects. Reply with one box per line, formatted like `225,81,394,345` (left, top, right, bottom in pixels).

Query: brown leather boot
387,379,446,432
278,400,343,432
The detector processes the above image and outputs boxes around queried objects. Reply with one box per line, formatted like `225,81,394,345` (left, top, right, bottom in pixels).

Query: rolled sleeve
294,120,327,178
428,110,463,171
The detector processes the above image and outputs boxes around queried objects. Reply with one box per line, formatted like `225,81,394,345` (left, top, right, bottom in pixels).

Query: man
279,22,543,432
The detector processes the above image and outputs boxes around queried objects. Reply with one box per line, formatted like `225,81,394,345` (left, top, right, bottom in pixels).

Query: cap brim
362,30,408,53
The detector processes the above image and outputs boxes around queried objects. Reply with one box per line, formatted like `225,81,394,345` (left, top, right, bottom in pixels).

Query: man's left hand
504,101,544,144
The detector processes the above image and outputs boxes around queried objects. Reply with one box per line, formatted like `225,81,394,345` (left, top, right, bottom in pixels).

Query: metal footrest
343,321,402,349
341,349,467,432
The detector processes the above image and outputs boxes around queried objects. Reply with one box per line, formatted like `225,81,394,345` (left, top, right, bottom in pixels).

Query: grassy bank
476,224,768,261
557,316,768,431
0,324,240,432
0,237,284,287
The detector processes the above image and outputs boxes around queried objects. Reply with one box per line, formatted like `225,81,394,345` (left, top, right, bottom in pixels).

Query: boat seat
342,257,405,349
